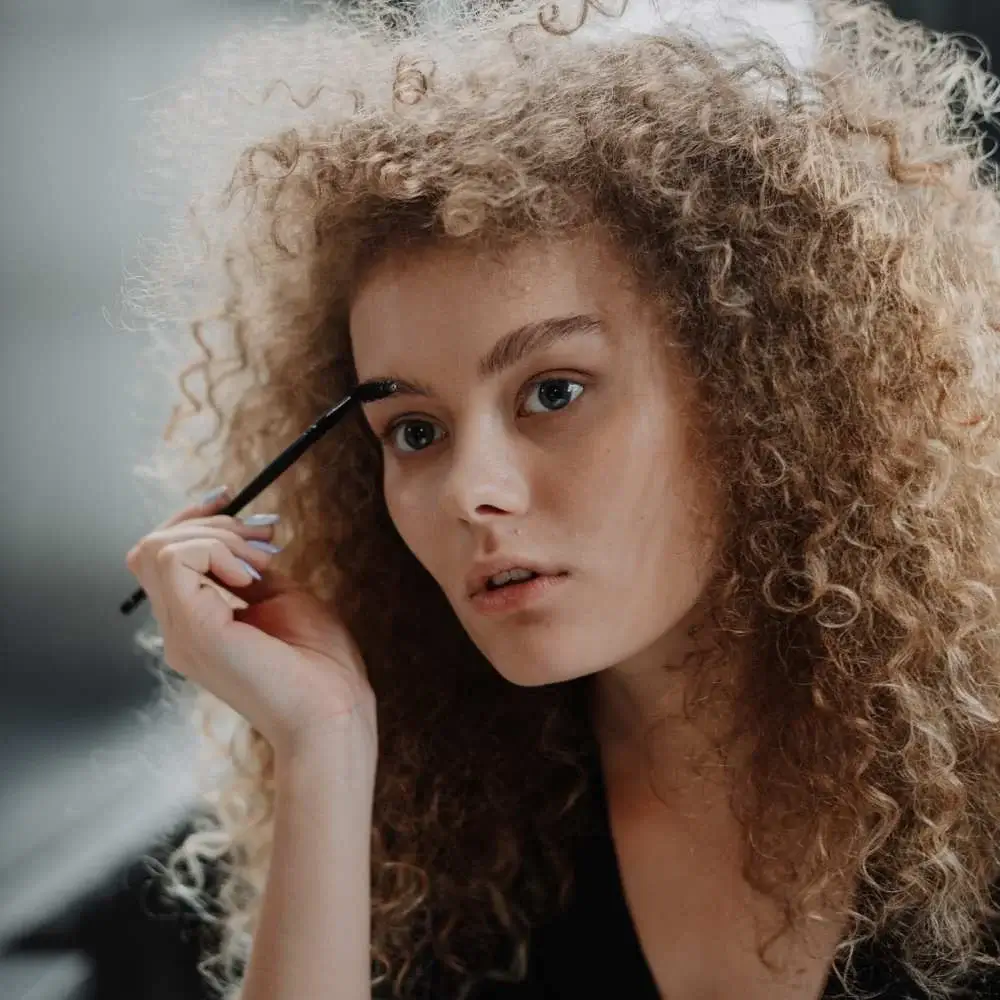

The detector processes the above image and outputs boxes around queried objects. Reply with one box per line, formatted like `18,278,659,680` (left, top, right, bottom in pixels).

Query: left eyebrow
355,313,605,402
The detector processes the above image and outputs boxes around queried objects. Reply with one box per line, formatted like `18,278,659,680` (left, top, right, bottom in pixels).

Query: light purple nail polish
237,558,261,581
247,540,282,554
241,513,280,526
199,485,230,505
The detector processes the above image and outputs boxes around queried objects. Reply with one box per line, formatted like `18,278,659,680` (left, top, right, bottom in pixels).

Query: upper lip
466,558,565,597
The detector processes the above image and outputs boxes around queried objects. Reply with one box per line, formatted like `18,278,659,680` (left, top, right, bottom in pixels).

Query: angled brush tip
354,379,399,403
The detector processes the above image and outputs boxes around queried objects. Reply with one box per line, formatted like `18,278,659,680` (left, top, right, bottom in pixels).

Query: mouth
469,571,570,615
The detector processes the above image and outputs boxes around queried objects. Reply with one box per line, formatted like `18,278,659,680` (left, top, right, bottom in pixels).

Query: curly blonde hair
125,0,1000,997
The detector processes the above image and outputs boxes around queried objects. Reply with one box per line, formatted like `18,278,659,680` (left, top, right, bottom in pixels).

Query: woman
123,0,1000,997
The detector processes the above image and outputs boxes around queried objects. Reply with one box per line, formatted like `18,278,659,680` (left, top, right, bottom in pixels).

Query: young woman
123,1,1000,997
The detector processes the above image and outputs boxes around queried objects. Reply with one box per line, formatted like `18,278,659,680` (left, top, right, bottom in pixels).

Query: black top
411,751,1000,1000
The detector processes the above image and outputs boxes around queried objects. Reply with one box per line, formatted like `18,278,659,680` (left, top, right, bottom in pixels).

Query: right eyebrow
356,313,605,401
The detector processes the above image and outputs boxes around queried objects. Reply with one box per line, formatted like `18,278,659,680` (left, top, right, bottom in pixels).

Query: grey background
1,2,289,996
0,0,995,997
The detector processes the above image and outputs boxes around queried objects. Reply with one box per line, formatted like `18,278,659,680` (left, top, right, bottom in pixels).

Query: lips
469,571,570,614
467,559,566,598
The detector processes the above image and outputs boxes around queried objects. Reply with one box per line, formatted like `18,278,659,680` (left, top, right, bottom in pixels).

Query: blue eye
380,377,585,455
521,377,585,415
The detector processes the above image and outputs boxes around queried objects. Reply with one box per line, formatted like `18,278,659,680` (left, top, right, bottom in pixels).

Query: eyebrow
356,313,605,401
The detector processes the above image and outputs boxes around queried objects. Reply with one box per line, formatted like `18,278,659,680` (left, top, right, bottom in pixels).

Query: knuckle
155,543,180,568
127,536,154,566
219,526,244,546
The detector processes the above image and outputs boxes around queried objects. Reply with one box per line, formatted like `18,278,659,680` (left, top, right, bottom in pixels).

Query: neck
586,616,745,811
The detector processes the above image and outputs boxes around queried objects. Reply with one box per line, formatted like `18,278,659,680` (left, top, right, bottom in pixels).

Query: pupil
404,422,434,450
541,381,572,409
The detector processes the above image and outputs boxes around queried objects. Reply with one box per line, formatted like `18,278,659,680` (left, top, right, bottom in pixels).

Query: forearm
242,727,377,1000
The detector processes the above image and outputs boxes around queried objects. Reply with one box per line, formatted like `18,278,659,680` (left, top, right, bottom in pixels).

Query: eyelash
378,376,587,455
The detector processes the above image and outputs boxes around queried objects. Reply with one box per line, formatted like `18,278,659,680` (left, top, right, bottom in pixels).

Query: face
349,232,721,691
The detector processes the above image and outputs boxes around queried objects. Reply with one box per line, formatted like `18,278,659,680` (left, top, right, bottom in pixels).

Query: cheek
557,415,669,536
629,457,720,611
384,476,427,550
586,422,701,571
384,474,453,577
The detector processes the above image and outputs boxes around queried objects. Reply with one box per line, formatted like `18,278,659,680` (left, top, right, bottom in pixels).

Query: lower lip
470,573,569,614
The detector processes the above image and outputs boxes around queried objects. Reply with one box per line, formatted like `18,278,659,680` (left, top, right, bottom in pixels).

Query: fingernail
199,485,230,505
237,558,262,581
241,513,280,526
247,540,282,554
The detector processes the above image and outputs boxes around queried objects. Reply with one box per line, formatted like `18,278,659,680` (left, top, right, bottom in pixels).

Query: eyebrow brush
119,379,398,616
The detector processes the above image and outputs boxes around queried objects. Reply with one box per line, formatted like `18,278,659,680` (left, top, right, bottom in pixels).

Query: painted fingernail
241,513,280,526
199,485,230,505
237,558,262,581
247,540,282,554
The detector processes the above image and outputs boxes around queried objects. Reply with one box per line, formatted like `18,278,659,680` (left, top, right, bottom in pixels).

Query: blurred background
0,1,995,997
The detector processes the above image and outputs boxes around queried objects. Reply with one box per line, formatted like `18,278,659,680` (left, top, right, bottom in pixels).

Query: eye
381,418,443,455
521,377,585,416
379,377,586,455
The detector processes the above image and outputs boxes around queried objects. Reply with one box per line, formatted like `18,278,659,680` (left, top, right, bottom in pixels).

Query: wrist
275,717,378,792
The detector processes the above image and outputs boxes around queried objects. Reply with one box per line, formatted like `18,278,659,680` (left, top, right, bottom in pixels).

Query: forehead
348,234,637,360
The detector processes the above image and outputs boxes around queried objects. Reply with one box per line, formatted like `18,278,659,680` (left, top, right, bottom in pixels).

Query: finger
128,512,276,572
154,486,234,531
203,577,251,611
139,524,280,573
158,539,301,632
163,513,279,543
126,526,284,617
157,537,261,611
200,514,279,541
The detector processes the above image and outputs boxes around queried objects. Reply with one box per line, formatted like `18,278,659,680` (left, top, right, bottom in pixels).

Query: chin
481,640,605,689
494,667,564,689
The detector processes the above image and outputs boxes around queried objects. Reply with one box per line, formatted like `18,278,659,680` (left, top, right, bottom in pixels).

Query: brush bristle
355,379,398,403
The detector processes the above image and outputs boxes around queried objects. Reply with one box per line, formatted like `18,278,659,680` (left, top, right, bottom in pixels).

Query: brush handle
119,392,359,616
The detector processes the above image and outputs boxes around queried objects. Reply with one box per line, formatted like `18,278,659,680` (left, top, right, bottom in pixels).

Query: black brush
119,379,398,615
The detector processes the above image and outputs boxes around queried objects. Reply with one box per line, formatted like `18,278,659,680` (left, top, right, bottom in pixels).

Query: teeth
487,568,538,589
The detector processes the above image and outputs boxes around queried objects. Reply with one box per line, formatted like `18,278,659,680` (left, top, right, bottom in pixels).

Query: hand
125,490,377,763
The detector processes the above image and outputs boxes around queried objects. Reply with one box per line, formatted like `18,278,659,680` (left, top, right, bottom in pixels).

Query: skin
350,231,720,733
349,231,843,997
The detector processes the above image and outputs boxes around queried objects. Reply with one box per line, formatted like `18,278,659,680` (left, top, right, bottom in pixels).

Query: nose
439,415,530,523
